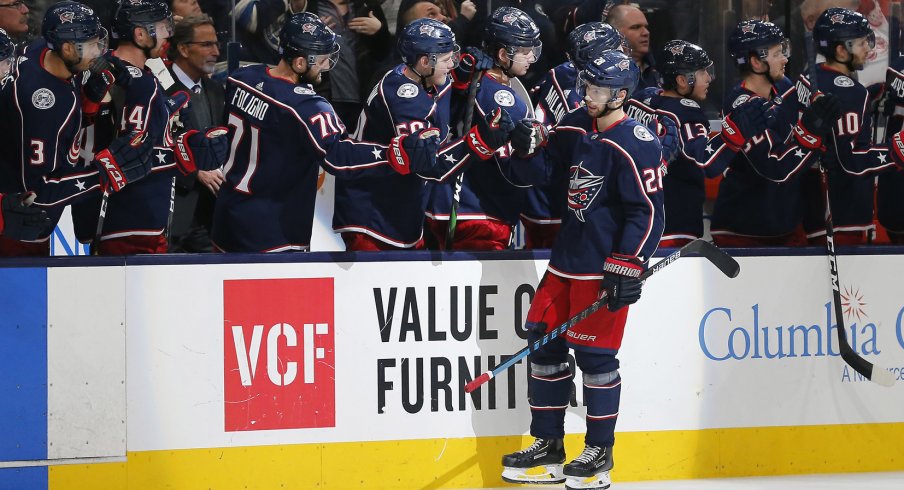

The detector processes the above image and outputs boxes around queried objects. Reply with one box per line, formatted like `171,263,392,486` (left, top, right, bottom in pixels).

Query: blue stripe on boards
0,467,48,490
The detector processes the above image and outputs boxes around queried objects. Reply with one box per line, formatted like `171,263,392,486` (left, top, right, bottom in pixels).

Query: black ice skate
500,437,566,484
563,445,613,489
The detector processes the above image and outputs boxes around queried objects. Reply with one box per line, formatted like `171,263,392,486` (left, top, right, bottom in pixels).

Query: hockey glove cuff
890,130,904,169
721,97,767,151
600,254,644,312
174,127,230,175
794,93,841,151
93,132,153,193
466,108,514,160
511,118,548,157
388,128,442,175
0,192,52,241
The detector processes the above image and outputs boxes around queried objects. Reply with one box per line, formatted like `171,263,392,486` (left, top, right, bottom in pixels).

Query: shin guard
528,361,573,439
582,370,621,448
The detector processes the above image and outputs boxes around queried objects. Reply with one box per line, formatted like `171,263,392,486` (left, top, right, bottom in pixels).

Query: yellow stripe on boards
49,423,904,489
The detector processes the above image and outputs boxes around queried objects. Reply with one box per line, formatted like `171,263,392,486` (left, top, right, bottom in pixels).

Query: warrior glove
174,127,230,175
511,118,548,157
387,127,442,175
93,132,153,193
793,93,841,151
600,254,644,312
466,107,514,160
451,47,493,90
721,97,767,151
0,192,51,241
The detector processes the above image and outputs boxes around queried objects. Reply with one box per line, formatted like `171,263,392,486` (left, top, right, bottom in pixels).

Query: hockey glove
93,131,153,193
599,254,644,312
387,127,442,175
166,91,191,137
0,192,52,241
466,107,514,160
451,47,493,90
83,65,116,118
511,118,548,157
648,114,679,163
889,130,904,169
89,52,131,88
793,93,841,151
174,127,230,175
721,97,767,151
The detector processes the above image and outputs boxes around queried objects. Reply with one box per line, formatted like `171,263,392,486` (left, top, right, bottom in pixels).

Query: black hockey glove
793,93,841,151
511,118,548,157
93,132,153,192
387,127,442,175
174,127,230,175
451,47,493,90
466,107,514,160
599,254,644,312
648,114,679,163
0,192,52,241
89,52,131,87
721,97,767,151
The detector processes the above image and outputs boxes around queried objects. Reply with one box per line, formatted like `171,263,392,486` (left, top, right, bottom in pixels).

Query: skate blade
564,471,611,489
501,464,565,484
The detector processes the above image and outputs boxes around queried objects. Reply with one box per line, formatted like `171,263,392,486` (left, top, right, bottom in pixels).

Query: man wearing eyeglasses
158,14,226,252
0,0,28,41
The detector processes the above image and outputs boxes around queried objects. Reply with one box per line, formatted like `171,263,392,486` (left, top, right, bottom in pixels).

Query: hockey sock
582,370,621,448
528,361,573,440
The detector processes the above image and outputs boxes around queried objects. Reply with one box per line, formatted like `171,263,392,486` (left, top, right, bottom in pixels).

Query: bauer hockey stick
464,239,740,393
446,70,484,249
805,31,896,387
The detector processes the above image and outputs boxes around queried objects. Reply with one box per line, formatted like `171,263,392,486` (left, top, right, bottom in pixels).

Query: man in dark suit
158,14,226,252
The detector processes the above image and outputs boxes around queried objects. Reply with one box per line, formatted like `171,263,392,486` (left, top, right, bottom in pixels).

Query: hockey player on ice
500,50,664,490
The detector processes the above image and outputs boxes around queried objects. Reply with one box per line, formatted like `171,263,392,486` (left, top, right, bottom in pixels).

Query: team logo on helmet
418,24,434,35
669,44,685,55
502,13,518,24
583,31,597,42
302,23,316,34
567,161,605,222
830,13,845,24
741,24,754,34
617,59,631,71
59,11,76,24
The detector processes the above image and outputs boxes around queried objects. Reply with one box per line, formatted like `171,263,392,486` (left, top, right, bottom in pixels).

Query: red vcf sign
223,278,335,431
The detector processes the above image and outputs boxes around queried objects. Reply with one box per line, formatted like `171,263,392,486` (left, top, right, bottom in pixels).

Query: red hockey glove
793,93,841,151
510,118,548,157
721,97,767,151
387,127,442,175
599,254,644,311
0,192,51,241
174,127,230,175
890,130,904,169
466,107,514,160
93,132,153,192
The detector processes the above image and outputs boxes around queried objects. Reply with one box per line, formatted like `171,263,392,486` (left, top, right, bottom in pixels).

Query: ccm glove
649,114,679,162
793,93,841,151
174,127,230,175
451,47,493,90
0,192,52,241
466,107,514,160
93,132,153,192
600,254,644,312
387,127,442,175
510,118,548,157
721,97,767,151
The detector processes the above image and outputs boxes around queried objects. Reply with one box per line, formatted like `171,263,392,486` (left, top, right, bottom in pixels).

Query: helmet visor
509,43,542,64
434,44,461,70
153,17,175,40
311,43,341,71
76,27,109,62
576,71,617,105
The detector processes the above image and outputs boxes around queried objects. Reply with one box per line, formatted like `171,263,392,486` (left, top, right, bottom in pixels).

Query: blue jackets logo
567,161,604,222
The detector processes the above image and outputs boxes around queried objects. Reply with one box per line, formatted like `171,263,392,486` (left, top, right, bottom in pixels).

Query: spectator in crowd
607,3,659,89
0,0,29,41
233,0,307,64
159,14,227,252
171,0,202,17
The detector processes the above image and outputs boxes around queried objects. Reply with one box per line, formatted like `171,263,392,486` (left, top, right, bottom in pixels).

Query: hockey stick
805,31,896,387
464,239,740,393
91,188,109,255
446,70,484,249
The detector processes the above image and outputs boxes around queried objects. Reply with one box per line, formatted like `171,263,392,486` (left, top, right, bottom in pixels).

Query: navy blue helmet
42,1,106,51
813,8,875,58
398,18,459,67
727,20,787,67
113,0,173,42
577,49,639,101
658,40,714,89
567,22,625,69
279,12,340,68
484,7,542,59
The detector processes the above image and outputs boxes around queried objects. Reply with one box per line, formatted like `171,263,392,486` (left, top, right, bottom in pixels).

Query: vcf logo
223,278,335,432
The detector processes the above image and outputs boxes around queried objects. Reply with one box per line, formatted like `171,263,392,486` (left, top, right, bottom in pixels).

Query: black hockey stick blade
464,239,739,393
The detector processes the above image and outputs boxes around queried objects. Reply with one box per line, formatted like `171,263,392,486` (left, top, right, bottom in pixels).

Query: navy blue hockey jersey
512,111,665,276
211,65,395,252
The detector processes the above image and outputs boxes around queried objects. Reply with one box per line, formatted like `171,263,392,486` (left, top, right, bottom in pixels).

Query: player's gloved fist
649,114,679,162
793,93,841,151
0,192,52,241
388,127,442,175
89,52,131,87
510,118,548,157
466,107,514,160
451,47,493,90
174,127,230,175
599,254,644,312
83,56,121,117
166,91,191,134
721,97,767,151
93,132,153,192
